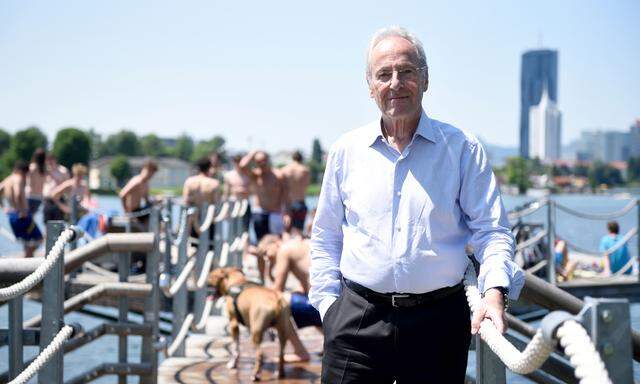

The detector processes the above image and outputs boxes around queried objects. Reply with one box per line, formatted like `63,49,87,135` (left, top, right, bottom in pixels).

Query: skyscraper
520,49,558,158
529,86,562,161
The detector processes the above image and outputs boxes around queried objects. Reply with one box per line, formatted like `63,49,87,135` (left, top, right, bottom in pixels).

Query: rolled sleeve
459,140,524,299
309,145,345,311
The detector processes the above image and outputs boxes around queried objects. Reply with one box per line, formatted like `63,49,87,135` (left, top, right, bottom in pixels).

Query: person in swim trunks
1,161,43,257
279,151,311,236
42,153,70,224
223,154,252,232
183,157,220,248
119,160,158,230
26,148,47,215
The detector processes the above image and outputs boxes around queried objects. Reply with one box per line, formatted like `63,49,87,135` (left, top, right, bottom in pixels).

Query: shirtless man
183,157,220,241
0,161,43,257
279,151,310,235
257,235,319,362
26,148,47,215
239,150,289,241
223,154,251,231
43,153,70,222
119,160,158,228
50,163,91,218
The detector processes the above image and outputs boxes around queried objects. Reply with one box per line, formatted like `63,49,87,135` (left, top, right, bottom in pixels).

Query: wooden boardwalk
159,316,323,383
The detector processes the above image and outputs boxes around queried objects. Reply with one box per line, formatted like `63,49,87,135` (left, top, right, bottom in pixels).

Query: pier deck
158,316,323,383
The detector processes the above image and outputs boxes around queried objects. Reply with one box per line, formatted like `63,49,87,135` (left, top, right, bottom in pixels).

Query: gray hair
366,26,428,81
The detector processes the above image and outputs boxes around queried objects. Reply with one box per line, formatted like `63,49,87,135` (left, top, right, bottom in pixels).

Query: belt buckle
391,294,410,307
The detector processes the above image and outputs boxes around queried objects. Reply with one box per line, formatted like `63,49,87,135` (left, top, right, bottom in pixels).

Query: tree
309,138,324,184
0,128,10,154
86,128,104,160
0,129,12,178
628,157,640,183
141,134,167,157
191,135,226,162
505,156,530,194
104,130,142,156
53,128,92,169
588,161,623,188
110,155,131,188
172,134,194,161
11,126,48,161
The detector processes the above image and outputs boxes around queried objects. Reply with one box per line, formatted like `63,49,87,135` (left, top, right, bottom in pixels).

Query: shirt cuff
318,296,337,321
482,269,511,296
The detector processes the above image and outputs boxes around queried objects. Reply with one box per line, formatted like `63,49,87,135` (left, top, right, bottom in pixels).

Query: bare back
1,174,27,212
273,238,311,293
120,175,149,212
224,169,250,200
183,174,220,206
27,163,46,198
280,162,310,203
250,169,286,213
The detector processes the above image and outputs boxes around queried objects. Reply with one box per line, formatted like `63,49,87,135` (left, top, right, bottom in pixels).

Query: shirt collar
366,109,436,147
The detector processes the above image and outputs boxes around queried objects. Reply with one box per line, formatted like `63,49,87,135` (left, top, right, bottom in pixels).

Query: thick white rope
464,263,611,381
197,205,216,233
167,313,194,357
508,199,548,220
193,296,215,331
0,225,17,242
196,250,216,289
230,200,241,218
555,198,638,220
214,202,230,223
218,242,230,267
0,228,75,301
238,199,248,217
165,258,196,297
9,325,74,384
556,321,612,384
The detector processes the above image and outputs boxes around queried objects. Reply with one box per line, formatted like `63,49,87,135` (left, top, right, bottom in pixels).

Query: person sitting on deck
554,239,577,281
0,161,43,257
600,221,631,276
50,163,92,219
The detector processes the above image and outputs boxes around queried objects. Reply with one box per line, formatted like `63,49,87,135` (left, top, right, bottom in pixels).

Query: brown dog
208,267,293,381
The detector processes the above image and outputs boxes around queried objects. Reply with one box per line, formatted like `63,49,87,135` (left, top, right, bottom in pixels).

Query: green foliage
0,128,12,179
0,128,10,154
628,157,640,182
141,134,167,157
11,126,48,161
110,155,132,187
53,128,92,169
103,130,142,156
191,136,226,162
309,138,324,184
86,129,104,160
172,134,194,161
588,161,623,188
504,156,530,194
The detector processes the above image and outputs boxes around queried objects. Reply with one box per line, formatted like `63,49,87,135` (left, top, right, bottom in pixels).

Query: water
1,192,639,382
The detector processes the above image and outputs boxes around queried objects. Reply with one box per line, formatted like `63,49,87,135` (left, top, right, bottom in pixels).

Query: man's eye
377,72,391,79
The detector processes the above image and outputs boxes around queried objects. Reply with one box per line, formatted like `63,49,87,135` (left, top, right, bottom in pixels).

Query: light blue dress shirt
310,110,525,319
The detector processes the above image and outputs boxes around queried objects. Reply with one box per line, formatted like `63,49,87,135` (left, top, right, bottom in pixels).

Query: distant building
528,86,562,161
576,130,630,162
520,49,558,158
630,119,640,158
90,156,192,190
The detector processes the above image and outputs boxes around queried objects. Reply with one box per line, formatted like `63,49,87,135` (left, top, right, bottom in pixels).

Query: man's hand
471,288,506,335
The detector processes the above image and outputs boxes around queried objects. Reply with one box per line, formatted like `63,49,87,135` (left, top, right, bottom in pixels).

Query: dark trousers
321,282,471,383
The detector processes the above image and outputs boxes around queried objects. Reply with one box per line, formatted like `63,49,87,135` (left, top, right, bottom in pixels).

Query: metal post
171,207,189,357
38,221,65,384
637,200,639,282
70,196,78,251
117,247,130,384
8,297,24,380
193,204,210,334
546,199,556,284
141,207,160,384
164,198,173,275
580,297,633,384
227,202,237,266
475,335,506,384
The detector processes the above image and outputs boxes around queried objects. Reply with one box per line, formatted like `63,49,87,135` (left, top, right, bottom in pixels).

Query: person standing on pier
223,154,252,232
42,153,70,223
0,161,42,257
26,148,47,215
119,160,158,229
183,157,221,242
310,26,524,383
600,220,632,275
280,151,311,236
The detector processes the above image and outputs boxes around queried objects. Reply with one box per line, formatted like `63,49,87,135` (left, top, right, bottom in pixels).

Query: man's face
368,36,428,120
254,152,269,169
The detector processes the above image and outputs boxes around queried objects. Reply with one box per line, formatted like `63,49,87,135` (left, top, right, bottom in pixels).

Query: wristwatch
484,286,510,311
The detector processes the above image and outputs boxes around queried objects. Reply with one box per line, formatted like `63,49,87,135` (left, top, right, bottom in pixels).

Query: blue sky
1,1,638,154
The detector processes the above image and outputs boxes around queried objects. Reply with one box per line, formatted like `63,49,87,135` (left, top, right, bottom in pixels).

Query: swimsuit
290,292,321,328
43,198,65,222
289,200,307,231
27,197,42,215
251,207,284,242
8,211,43,244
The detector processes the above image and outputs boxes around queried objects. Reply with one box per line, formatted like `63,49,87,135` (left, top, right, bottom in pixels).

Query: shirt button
396,191,401,196
396,227,401,232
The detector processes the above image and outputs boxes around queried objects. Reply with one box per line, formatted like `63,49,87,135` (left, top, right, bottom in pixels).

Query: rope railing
9,325,74,384
0,227,77,301
164,258,197,298
230,200,241,218
555,198,638,220
508,199,548,220
197,204,216,233
218,242,230,267
196,250,216,289
562,226,637,258
515,229,548,251
214,201,230,223
166,314,194,357
238,199,248,217
0,226,17,242
464,263,612,382
192,296,215,331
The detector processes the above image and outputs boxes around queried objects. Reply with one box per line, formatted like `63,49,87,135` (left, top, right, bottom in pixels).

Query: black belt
344,278,463,308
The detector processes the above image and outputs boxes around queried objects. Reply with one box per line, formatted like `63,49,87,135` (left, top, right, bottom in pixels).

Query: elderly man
310,26,524,383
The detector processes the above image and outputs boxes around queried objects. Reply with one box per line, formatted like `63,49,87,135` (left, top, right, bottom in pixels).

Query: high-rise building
630,119,640,158
528,86,562,161
576,130,630,162
520,49,558,158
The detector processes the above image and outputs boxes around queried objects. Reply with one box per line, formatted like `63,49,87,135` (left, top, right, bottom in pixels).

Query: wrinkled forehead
369,36,420,71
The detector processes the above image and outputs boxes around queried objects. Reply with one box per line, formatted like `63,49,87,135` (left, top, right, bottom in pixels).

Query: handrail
193,296,215,331
196,250,215,289
516,229,548,251
555,198,638,220
214,201,230,223
0,227,77,301
218,242,230,267
508,199,548,220
164,259,196,298
64,233,155,273
166,314,194,357
197,204,216,233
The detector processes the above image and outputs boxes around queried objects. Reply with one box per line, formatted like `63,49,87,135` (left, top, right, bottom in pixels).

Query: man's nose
390,71,402,90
